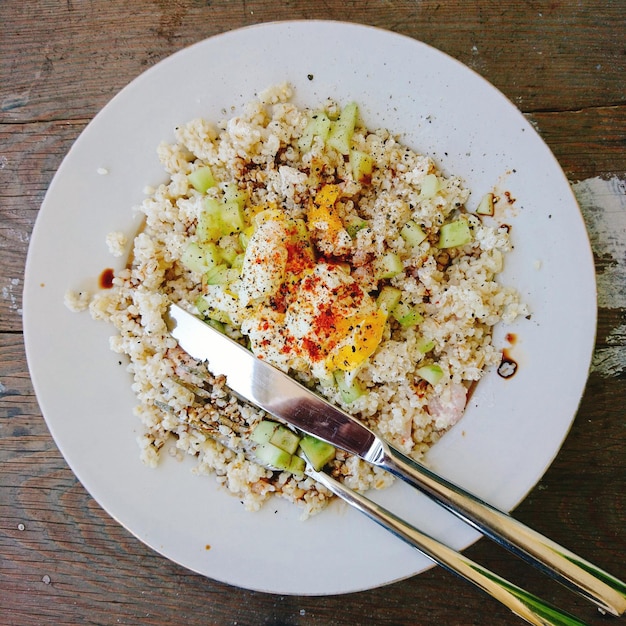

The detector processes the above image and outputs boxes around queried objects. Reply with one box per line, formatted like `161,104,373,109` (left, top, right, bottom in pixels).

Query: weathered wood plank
1,0,624,124
1,1,624,624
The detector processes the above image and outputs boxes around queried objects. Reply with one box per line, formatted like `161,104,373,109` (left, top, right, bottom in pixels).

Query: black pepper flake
307,73,314,81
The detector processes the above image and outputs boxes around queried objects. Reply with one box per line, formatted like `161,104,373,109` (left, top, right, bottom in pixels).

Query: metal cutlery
166,302,626,619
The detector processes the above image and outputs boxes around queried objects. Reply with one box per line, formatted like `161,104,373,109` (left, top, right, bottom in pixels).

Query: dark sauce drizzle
497,333,518,379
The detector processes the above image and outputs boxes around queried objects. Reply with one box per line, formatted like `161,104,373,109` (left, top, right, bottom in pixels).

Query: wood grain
1,1,624,624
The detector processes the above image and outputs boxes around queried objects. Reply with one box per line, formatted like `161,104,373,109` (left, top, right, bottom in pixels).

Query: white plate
23,21,596,596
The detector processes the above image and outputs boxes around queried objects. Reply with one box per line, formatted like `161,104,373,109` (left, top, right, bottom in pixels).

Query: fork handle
379,443,626,617
311,469,588,626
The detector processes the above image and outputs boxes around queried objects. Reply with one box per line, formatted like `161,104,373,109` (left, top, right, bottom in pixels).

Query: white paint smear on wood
572,176,626,378
592,323,626,378
572,176,626,309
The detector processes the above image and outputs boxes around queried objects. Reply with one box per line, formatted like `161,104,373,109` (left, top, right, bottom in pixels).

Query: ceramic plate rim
23,20,597,596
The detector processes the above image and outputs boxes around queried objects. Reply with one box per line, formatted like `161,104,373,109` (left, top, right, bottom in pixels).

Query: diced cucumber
251,421,306,476
221,182,248,209
376,285,402,315
251,420,302,455
416,364,444,386
195,294,233,325
206,318,225,333
298,111,332,152
220,200,246,235
392,301,424,327
231,253,245,270
199,197,248,241
299,435,336,471
375,251,403,280
334,370,365,404
350,149,374,184
476,192,494,216
420,173,440,198
400,220,428,249
327,102,358,155
270,425,301,455
255,442,293,472
187,166,216,193
287,454,306,477
204,264,240,286
287,217,316,261
239,226,254,250
250,420,278,444
181,241,221,275
218,244,239,266
416,337,435,353
198,198,223,242
195,294,211,317
438,219,472,249
345,216,368,239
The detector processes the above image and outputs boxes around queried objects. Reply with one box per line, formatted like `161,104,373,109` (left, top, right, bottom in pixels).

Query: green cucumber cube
400,220,428,249
298,111,332,152
416,364,444,386
230,253,245,271
438,219,472,249
220,201,246,235
345,216,368,239
476,192,494,216
375,252,403,280
195,294,233,325
270,425,301,455
334,370,365,404
218,245,239,266
299,435,336,471
392,301,424,327
251,420,279,444
204,264,239,286
350,149,374,184
376,285,402,315
254,442,292,472
198,198,223,242
416,337,435,354
187,166,216,193
327,102,358,155
221,182,248,208
181,241,220,275
287,455,306,477
420,173,440,198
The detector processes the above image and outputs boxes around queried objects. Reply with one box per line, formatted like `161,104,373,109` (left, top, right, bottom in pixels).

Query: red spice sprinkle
302,337,322,361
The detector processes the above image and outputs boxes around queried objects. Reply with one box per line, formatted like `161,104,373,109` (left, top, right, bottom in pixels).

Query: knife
166,302,626,616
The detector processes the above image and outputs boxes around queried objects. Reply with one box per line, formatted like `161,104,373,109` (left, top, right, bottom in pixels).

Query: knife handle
312,468,588,626
379,443,626,617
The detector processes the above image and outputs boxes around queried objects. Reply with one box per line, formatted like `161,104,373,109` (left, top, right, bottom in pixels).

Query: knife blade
166,302,626,617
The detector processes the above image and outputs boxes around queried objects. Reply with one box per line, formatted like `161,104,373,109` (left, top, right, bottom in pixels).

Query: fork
164,365,592,626
190,417,590,625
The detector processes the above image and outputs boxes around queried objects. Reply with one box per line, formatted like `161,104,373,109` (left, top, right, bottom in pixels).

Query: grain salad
67,83,527,518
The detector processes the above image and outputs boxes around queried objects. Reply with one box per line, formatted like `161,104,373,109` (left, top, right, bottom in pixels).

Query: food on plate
67,84,527,517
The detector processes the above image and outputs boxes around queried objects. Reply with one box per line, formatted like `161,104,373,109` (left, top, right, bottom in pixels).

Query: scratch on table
1,91,30,112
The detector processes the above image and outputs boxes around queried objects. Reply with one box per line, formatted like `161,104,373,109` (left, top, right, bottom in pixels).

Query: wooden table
1,2,624,624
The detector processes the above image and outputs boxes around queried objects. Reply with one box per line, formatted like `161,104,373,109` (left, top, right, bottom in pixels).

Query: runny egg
237,206,386,380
